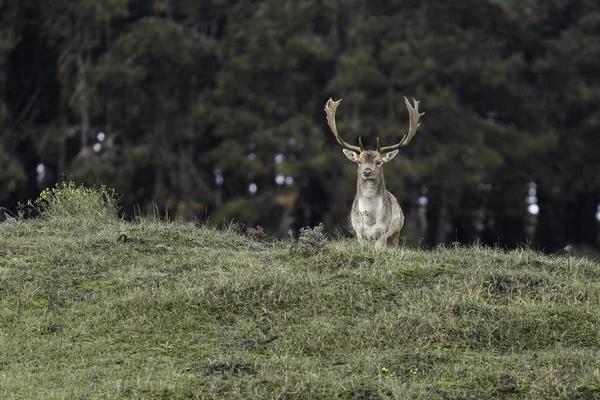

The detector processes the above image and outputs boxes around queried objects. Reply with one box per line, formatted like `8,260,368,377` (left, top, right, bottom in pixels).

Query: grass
1,184,600,399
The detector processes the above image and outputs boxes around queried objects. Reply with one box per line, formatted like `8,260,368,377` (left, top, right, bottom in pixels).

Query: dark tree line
1,0,599,252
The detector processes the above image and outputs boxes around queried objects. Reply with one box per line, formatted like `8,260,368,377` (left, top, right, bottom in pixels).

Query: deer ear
342,149,360,163
381,150,399,163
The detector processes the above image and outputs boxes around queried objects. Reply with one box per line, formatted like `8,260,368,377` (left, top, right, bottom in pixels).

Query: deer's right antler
325,98,363,153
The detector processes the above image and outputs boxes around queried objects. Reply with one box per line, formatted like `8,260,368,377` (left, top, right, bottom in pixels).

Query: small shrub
28,181,119,224
222,220,245,235
246,225,266,240
295,223,328,255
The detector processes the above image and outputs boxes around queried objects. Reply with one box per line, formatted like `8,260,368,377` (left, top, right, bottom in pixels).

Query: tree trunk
58,108,67,175
76,54,90,152
434,189,449,244
330,3,340,75
387,82,395,121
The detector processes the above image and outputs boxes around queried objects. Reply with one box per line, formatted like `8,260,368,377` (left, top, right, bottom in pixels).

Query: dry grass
1,185,600,399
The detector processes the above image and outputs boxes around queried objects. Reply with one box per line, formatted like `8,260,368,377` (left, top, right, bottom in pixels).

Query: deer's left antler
379,97,425,154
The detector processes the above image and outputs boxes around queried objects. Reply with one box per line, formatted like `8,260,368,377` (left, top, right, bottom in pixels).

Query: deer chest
352,197,385,237
357,197,384,219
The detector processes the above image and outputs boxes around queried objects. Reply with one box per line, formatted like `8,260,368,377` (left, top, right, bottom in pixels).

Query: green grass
1,185,600,399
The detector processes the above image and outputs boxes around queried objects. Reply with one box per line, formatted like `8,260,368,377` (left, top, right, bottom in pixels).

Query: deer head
324,96,425,183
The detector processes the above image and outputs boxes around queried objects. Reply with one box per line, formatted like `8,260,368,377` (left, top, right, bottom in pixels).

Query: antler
325,98,363,153
379,96,425,154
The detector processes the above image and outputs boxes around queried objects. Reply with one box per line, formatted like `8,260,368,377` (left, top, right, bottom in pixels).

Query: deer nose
363,168,373,177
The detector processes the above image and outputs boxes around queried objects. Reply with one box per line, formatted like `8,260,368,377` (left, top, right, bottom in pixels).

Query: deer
324,96,424,248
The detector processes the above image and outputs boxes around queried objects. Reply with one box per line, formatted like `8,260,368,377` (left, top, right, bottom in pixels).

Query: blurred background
0,0,599,254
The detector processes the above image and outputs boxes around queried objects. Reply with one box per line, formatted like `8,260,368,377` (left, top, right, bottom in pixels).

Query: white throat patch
358,197,383,220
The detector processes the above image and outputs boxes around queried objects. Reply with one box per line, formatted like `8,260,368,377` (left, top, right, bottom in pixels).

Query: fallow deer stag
325,96,424,248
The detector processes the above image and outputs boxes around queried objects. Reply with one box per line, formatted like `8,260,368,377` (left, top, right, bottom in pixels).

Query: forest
0,0,599,253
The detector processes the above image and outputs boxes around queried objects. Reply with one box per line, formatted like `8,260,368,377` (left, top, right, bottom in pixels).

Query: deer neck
356,173,385,200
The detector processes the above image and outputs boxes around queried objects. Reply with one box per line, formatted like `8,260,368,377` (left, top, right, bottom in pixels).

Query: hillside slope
1,195,600,399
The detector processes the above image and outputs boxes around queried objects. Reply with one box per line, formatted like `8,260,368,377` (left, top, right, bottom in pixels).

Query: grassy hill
1,184,600,399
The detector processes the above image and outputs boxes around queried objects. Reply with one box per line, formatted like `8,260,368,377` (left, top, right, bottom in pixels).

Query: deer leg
355,232,366,243
387,231,400,247
374,235,388,249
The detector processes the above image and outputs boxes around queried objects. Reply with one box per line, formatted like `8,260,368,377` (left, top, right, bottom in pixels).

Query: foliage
295,222,328,255
0,0,599,251
1,203,600,398
28,181,119,224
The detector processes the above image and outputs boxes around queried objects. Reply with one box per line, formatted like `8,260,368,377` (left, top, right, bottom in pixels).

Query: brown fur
343,150,403,248
325,96,424,248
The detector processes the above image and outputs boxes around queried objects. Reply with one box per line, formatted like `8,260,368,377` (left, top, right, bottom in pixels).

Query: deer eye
376,161,382,166
357,161,363,165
